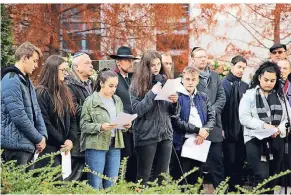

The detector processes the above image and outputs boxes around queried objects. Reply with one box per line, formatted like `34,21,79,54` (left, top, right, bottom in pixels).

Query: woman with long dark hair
130,50,179,185
80,69,131,189
36,55,77,175
239,61,291,189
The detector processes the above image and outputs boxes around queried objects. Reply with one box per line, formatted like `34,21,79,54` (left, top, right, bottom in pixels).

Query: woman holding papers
80,69,131,189
130,50,179,185
170,66,215,185
36,55,77,178
239,61,291,189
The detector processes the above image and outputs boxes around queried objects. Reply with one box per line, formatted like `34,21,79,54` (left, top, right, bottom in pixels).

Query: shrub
1,151,290,194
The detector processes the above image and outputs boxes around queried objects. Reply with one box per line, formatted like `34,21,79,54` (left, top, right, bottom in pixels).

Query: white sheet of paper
181,136,211,162
33,152,39,162
154,79,181,102
176,81,189,96
111,112,138,129
250,128,278,140
61,151,72,180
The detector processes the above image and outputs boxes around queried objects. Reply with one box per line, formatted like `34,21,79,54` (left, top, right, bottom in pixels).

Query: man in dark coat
191,47,226,189
110,46,139,182
221,55,248,191
65,52,95,180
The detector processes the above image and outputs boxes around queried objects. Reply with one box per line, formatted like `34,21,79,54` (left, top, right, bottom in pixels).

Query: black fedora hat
110,46,138,60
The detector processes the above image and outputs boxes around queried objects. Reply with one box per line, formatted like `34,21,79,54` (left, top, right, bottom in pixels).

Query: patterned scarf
256,87,283,161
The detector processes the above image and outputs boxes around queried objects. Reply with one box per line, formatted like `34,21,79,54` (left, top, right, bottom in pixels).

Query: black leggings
135,140,172,185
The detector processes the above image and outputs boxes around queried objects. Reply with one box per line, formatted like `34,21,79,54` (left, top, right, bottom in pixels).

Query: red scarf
284,81,289,93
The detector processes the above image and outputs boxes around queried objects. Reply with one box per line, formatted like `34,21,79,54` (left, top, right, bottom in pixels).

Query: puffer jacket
1,66,47,153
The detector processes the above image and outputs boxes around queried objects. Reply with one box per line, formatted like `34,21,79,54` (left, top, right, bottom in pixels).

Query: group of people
1,41,291,193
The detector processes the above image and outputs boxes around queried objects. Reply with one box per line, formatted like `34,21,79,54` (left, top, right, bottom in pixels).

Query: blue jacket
1,66,47,153
171,91,216,151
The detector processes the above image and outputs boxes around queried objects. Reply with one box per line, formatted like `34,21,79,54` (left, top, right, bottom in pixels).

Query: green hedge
1,151,289,194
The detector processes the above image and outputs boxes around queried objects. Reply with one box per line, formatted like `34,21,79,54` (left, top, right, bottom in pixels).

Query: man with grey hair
65,52,95,180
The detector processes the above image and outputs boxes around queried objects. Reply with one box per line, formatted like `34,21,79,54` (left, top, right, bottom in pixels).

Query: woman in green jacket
80,69,131,189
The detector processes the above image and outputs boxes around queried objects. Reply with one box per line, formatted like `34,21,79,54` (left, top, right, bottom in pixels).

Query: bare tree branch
212,7,269,48
245,4,274,21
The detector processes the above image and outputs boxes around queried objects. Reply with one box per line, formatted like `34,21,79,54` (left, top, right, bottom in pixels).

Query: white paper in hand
250,128,277,140
61,151,72,180
181,136,211,162
176,81,189,95
154,79,180,102
33,152,39,162
111,112,137,129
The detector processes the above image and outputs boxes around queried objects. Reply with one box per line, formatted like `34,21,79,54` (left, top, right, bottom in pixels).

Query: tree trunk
273,4,281,44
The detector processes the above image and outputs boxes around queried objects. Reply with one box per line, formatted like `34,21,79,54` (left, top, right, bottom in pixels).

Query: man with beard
110,46,139,182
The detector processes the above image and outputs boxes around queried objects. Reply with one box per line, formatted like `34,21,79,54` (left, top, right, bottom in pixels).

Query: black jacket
65,75,94,156
221,74,248,141
131,90,180,147
36,87,77,149
197,70,226,142
115,71,133,114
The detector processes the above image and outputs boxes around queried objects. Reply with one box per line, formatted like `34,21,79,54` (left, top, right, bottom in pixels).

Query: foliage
1,4,15,68
191,4,291,66
6,4,189,81
209,60,230,79
2,151,291,194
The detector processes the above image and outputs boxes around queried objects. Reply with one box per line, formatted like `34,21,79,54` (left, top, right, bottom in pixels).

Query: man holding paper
239,61,291,190
170,66,216,185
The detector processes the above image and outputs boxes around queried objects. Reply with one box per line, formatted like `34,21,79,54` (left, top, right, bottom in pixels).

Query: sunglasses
271,50,285,55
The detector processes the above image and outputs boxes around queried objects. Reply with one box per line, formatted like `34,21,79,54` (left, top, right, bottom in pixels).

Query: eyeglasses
59,68,70,74
271,50,285,55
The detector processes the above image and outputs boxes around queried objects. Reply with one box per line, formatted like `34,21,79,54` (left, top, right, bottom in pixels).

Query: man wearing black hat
269,43,287,63
110,46,138,182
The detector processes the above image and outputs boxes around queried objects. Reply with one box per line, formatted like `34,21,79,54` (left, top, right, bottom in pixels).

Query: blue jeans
85,147,121,189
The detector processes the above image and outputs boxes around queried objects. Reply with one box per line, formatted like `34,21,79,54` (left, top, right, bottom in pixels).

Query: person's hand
101,123,117,131
61,140,73,155
272,130,280,138
123,122,131,129
195,136,205,145
168,94,178,103
36,136,46,153
151,82,162,94
198,128,209,139
222,130,225,139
